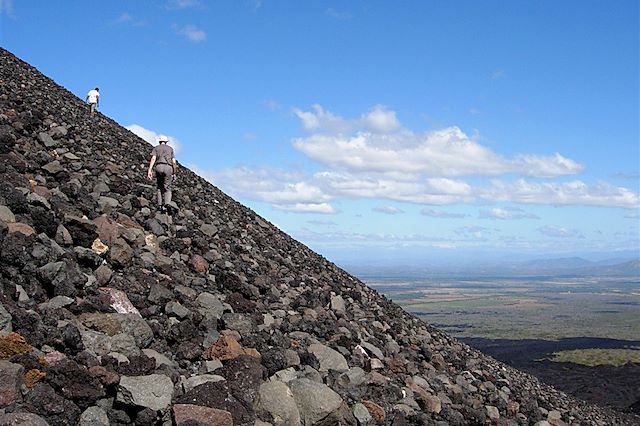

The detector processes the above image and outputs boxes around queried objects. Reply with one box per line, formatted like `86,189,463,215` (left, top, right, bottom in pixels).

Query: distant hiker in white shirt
86,87,99,115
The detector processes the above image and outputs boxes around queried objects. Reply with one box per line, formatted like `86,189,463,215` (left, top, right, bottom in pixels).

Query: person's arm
147,155,157,180
172,158,177,175
96,94,99,106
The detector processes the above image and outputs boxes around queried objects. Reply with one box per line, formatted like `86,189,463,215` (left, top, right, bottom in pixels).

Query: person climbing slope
86,87,99,115
147,135,177,214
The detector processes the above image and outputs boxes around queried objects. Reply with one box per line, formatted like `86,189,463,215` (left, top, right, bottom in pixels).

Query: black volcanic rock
0,47,637,426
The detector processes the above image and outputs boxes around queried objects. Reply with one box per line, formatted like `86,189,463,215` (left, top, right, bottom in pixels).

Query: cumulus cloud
372,206,404,215
420,209,467,218
172,24,206,42
291,108,583,178
126,124,182,154
537,225,583,238
479,207,539,220
192,105,638,212
480,179,639,209
274,203,336,214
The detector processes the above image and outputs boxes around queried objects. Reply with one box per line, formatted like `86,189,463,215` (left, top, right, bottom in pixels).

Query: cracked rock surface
0,48,638,425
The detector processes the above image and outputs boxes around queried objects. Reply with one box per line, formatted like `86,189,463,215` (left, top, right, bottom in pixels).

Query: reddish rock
116,213,142,230
173,404,233,426
88,365,120,387
98,287,140,315
202,335,260,361
7,222,35,236
0,361,24,408
43,351,66,366
361,400,385,422
93,215,122,245
189,254,209,273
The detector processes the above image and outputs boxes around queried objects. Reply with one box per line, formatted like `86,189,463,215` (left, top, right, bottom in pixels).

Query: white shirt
87,89,99,103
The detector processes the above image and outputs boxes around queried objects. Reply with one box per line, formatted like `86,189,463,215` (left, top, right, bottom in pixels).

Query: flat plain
367,276,640,341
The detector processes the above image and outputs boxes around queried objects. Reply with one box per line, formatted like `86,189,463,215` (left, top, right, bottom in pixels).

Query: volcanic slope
0,49,637,426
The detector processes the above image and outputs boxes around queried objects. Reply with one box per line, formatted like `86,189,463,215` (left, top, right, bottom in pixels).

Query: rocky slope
0,48,637,426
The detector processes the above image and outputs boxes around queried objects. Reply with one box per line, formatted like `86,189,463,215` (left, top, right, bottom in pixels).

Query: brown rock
507,400,520,416
202,335,260,361
361,399,385,422
0,361,24,408
189,254,209,273
173,404,233,426
7,222,35,236
89,365,120,387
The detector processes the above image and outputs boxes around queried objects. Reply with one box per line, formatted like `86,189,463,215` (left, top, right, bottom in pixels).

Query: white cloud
479,207,539,220
191,105,638,212
113,12,145,26
291,109,583,178
0,0,14,17
480,179,639,209
173,24,206,42
420,209,467,218
359,106,401,133
274,203,336,214
307,220,337,226
537,225,583,238
326,8,352,20
126,124,182,154
454,226,496,241
372,206,404,215
166,0,201,9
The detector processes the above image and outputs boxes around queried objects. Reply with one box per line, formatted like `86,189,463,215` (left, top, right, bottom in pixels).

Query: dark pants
155,164,173,206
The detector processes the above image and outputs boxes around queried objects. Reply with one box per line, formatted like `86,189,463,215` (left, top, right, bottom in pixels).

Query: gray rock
289,378,343,426
108,238,133,268
109,332,141,357
0,412,51,425
0,303,11,336
117,314,154,348
330,294,346,313
41,295,74,310
308,343,348,372
142,349,175,368
79,406,109,426
221,313,256,337
196,292,225,318
353,402,372,425
165,301,191,319
0,361,24,408
38,131,57,148
97,196,119,212
55,224,73,245
255,380,301,426
0,205,15,223
117,374,174,411
360,342,384,360
94,264,113,286
182,374,225,393
27,192,51,209
199,223,218,237
41,160,63,174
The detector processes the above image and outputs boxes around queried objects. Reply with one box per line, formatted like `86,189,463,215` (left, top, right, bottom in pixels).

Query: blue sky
2,0,639,266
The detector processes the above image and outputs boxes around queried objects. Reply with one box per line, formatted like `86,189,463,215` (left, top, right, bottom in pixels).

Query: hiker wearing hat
147,135,177,213
86,87,99,115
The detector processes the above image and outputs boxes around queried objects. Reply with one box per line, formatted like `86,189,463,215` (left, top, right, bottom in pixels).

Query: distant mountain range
344,257,640,279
